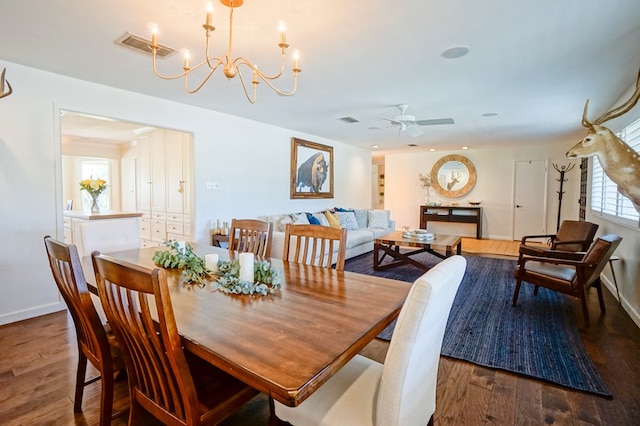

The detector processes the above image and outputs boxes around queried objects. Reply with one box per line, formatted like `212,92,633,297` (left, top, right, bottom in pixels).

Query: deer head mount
566,68,640,213
0,68,13,99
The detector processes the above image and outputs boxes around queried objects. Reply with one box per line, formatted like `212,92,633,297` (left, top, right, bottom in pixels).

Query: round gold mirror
431,154,477,198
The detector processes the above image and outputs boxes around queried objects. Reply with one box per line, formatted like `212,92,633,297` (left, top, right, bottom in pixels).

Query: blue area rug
344,252,612,397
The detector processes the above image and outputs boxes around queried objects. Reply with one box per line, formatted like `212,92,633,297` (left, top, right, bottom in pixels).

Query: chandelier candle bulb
239,252,254,282
293,50,300,70
279,21,287,46
151,24,158,48
183,50,190,70
205,2,213,27
205,253,219,273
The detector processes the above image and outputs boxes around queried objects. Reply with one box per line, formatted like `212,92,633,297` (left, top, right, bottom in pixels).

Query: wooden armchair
228,218,273,258
43,236,126,425
283,224,347,271
91,252,259,425
513,234,622,327
520,220,599,253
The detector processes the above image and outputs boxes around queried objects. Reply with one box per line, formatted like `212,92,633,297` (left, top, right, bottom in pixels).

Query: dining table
81,243,412,407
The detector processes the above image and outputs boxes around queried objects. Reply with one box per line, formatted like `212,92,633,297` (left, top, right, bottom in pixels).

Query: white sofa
258,208,396,260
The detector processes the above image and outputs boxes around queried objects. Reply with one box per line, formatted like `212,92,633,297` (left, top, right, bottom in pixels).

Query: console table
419,205,483,239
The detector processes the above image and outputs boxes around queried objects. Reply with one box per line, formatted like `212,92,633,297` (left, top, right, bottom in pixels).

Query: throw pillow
354,209,369,229
278,214,294,232
306,213,321,225
311,212,330,227
334,207,354,213
336,211,359,230
292,212,310,225
324,210,341,228
368,209,390,229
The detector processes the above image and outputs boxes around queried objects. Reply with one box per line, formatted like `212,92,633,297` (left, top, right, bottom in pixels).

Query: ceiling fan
382,104,455,137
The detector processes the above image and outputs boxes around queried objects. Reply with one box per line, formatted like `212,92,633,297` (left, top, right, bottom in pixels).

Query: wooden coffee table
373,231,462,271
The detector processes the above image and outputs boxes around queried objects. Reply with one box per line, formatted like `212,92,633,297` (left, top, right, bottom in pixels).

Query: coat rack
553,162,575,231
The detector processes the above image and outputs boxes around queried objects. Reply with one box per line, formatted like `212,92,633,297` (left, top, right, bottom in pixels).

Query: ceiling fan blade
416,118,455,126
405,125,424,137
381,117,401,125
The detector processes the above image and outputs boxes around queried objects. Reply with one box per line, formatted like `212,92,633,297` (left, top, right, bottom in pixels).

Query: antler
582,99,594,130
593,68,640,125
0,67,13,99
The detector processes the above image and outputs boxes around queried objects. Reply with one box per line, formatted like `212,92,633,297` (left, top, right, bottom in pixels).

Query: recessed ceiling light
462,146,469,150
429,148,436,152
481,112,498,117
441,46,470,59
372,145,379,149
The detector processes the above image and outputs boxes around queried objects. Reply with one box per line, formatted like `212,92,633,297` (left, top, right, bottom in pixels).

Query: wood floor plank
486,370,517,425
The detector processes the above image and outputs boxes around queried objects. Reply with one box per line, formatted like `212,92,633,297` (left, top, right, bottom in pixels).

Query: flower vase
425,190,431,206
90,194,100,213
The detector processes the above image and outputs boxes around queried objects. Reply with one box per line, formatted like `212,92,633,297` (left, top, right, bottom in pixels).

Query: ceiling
2,0,640,155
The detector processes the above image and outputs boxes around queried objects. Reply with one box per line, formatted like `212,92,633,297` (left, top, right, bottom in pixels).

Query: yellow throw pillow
324,210,341,228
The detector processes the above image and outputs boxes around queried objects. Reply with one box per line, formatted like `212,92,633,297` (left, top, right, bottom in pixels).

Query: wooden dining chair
43,236,126,426
228,218,273,257
283,223,347,271
91,252,260,425
274,255,467,426
513,234,622,327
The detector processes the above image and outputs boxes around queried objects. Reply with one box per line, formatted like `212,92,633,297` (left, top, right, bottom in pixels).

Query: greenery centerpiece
152,240,281,296
79,177,108,213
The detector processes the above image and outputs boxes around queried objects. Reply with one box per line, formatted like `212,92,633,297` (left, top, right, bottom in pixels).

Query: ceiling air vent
337,116,360,123
115,32,177,58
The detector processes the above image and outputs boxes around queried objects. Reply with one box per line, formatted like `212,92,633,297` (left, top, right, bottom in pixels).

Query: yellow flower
79,177,108,197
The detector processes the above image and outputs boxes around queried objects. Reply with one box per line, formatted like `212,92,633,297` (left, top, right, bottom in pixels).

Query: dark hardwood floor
1,240,639,425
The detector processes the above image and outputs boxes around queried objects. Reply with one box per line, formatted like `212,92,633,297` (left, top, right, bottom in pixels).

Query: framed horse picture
290,138,334,199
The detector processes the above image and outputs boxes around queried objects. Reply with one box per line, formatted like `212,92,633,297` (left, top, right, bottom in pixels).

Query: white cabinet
150,130,166,213
137,129,193,246
137,132,152,212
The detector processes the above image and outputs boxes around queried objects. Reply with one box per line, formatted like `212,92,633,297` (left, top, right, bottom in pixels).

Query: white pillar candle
205,253,219,273
239,252,254,282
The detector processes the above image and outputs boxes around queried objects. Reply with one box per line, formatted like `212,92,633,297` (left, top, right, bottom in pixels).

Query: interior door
513,160,547,240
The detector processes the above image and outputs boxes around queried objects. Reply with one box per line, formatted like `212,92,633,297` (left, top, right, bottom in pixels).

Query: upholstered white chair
76,218,141,258
76,217,141,323
274,255,467,426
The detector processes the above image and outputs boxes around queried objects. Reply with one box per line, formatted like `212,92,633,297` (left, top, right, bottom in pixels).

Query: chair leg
99,369,114,426
595,279,606,313
578,290,591,328
74,352,88,413
512,279,523,306
128,398,145,426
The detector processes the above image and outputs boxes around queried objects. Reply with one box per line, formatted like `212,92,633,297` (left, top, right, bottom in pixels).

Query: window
79,159,110,211
590,116,640,224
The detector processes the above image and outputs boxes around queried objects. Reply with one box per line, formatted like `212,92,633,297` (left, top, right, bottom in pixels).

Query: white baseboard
0,302,67,326
602,276,640,329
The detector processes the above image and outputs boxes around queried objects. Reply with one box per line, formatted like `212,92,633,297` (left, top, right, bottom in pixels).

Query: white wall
384,141,581,239
0,60,371,325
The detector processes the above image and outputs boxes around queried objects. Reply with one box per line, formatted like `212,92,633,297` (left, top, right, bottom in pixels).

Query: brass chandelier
150,0,301,103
